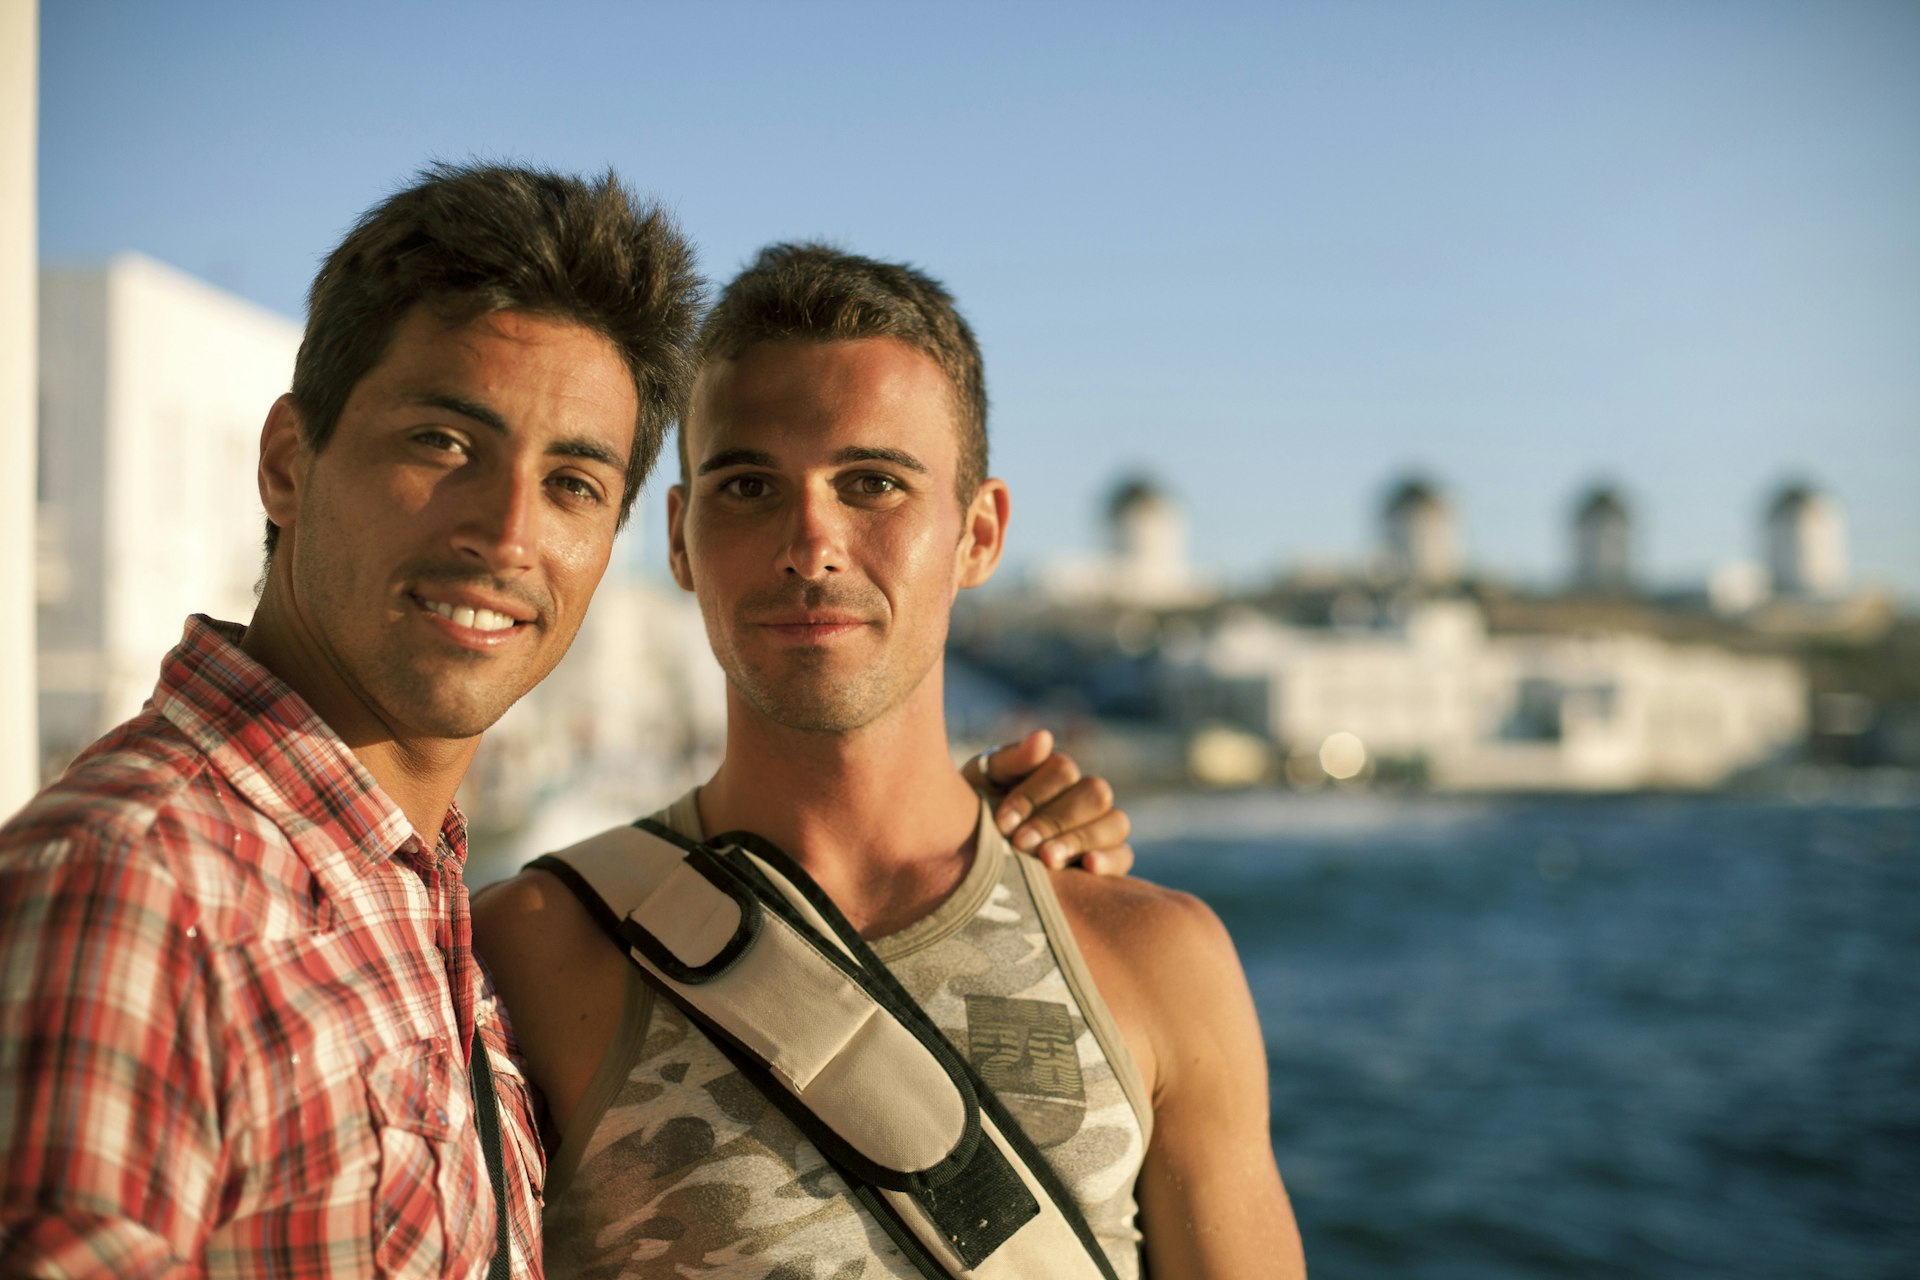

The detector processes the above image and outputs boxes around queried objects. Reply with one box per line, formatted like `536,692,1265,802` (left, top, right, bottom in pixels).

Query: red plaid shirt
0,617,544,1278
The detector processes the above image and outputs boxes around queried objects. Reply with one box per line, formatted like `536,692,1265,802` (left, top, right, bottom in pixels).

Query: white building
1107,478,1190,600
1765,483,1847,599
1572,485,1632,593
1166,599,1806,791
1380,477,1460,586
37,255,301,769
1032,475,1209,607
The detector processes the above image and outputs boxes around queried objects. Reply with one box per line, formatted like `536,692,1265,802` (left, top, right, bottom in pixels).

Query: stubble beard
730,646,899,735
296,546,553,742
711,580,935,736
369,644,532,740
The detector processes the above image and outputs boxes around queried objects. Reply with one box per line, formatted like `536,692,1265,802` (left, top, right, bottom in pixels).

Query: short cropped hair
268,161,703,554
690,243,988,504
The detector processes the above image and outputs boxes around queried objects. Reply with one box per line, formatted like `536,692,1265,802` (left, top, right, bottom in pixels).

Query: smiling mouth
761,615,866,629
758,616,869,642
415,597,524,633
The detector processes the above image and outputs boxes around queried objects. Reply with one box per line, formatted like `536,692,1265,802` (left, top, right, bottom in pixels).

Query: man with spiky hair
477,244,1300,1279
0,162,699,1278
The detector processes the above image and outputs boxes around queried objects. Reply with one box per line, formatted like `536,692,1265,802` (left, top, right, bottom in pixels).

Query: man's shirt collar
152,614,467,873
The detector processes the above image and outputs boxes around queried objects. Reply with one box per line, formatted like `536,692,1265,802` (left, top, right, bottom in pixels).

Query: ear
955,478,1010,591
666,483,695,593
258,394,311,538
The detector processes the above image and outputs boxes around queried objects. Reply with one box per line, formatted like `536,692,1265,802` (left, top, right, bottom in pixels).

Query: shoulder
1,715,214,907
472,864,638,1135
9,716,202,847
1046,864,1238,973
1040,866,1250,1100
473,806,699,976
471,866,618,976
2,714,330,944
0,723,239,1024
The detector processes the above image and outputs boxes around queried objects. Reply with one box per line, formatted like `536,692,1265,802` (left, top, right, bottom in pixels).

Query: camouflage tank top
541,789,1150,1279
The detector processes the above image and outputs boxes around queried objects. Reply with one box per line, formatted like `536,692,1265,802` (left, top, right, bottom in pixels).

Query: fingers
991,750,1081,839
1030,806,1131,871
969,729,1052,793
1079,844,1136,877
966,732,1134,875
1009,775,1136,872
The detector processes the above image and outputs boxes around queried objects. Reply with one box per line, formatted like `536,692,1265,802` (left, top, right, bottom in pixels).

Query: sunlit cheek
900,520,963,575
401,467,460,519
690,516,767,577
558,513,619,572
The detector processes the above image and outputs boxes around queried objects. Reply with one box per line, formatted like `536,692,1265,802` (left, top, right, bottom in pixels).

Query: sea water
1132,792,1920,1279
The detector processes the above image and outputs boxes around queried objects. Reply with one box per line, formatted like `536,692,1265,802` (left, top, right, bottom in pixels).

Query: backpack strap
530,820,1119,1280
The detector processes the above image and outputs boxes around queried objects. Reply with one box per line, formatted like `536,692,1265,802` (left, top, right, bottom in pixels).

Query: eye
412,429,468,455
850,473,902,497
720,475,772,499
550,473,605,504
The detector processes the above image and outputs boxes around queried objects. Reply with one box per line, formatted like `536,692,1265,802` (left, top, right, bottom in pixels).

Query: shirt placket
431,832,478,1063
441,834,514,1276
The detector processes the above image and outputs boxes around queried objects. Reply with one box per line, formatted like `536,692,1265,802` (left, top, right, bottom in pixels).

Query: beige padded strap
548,825,968,1175
545,823,1118,1280
684,841,1117,1280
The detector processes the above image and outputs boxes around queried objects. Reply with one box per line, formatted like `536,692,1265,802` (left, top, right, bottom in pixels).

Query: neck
698,668,980,936
341,736,478,849
241,587,477,845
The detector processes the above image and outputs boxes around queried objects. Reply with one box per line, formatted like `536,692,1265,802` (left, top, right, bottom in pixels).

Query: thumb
984,728,1053,788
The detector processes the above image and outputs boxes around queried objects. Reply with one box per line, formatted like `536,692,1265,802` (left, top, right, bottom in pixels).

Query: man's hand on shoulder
963,729,1134,875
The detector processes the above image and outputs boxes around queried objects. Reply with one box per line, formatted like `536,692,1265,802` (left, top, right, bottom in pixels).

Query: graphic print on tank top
964,995,1086,1148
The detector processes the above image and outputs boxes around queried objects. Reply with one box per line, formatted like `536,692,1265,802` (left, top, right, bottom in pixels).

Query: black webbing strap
469,1027,514,1280
710,833,1119,1279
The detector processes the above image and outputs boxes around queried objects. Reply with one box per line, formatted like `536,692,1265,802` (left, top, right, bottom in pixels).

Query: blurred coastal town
32,256,1920,860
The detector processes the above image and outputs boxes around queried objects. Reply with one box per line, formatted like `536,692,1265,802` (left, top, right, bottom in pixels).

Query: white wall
0,0,38,814
1173,600,1807,791
37,255,300,765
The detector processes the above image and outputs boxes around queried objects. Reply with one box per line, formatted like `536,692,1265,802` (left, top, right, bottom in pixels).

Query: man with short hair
475,244,1304,1278
0,161,694,1277
0,166,1128,1278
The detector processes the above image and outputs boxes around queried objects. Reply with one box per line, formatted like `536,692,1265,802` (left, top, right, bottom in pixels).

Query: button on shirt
0,617,544,1278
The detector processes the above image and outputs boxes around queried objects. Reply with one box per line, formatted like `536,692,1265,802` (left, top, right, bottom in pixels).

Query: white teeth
422,600,517,632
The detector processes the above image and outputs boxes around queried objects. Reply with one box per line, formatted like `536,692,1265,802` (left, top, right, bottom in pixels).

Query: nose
450,466,538,573
780,485,843,579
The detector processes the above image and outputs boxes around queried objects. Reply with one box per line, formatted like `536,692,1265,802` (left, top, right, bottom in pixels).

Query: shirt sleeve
0,829,224,1276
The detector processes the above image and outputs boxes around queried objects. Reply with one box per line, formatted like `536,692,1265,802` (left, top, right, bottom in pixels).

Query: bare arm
1138,895,1304,1277
1056,875,1305,1278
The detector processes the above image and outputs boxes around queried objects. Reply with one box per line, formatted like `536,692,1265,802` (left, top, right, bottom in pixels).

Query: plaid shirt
0,617,544,1278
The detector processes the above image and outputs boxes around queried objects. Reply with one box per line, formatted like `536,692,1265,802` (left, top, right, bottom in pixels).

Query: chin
392,688,523,741
746,685,889,735
732,657,910,735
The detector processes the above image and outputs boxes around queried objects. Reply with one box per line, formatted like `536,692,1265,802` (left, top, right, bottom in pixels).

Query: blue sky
38,1,1920,598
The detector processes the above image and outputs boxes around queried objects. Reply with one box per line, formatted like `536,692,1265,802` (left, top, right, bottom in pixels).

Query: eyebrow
697,447,779,476
696,444,933,477
832,445,929,474
409,392,624,470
